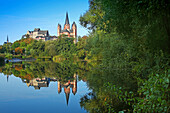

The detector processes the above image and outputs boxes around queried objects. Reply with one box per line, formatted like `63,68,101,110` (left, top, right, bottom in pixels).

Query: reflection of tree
0,63,13,82
0,57,5,67
80,69,137,112
0,61,88,82
0,61,87,107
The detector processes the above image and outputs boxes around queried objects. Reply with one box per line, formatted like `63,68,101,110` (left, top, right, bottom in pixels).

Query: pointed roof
7,35,9,42
58,23,61,27
65,92,70,106
65,12,69,25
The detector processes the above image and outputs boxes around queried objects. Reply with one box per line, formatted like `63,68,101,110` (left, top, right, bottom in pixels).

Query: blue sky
0,0,89,45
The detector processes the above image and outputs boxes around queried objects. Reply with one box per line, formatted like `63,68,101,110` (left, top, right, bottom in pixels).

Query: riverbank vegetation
78,0,170,112
0,56,5,66
0,36,78,60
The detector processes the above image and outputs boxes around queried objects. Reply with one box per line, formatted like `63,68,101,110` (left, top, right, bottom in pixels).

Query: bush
134,71,169,112
5,53,13,59
0,57,5,66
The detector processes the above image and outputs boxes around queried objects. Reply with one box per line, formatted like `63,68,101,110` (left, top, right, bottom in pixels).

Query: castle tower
57,12,77,43
72,22,77,43
64,12,70,31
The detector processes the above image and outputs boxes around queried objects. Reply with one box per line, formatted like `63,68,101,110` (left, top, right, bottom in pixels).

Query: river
0,61,137,113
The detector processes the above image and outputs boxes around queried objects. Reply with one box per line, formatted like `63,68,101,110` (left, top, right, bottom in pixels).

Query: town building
25,28,50,41
57,12,77,44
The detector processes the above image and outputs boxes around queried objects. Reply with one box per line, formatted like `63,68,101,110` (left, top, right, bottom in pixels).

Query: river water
0,61,137,113
0,61,90,113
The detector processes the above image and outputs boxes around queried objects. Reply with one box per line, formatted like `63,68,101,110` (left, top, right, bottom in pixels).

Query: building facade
57,12,77,43
26,28,50,41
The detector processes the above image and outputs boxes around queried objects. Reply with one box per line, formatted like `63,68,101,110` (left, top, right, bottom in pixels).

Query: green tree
12,42,20,49
79,0,170,112
20,42,26,47
45,44,57,57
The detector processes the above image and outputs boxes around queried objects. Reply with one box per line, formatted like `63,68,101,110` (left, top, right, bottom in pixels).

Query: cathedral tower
64,12,70,31
57,24,61,37
57,12,77,44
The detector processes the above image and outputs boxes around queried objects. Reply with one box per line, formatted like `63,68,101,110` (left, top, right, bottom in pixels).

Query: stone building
26,28,49,41
57,12,77,43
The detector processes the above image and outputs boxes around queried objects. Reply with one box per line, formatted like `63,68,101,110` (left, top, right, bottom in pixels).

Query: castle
24,12,77,43
26,28,50,40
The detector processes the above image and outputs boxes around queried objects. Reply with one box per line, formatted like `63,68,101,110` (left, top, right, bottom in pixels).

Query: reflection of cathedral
21,74,77,105
58,73,77,105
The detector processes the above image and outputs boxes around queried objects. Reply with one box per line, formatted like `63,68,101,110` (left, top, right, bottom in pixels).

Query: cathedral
57,12,77,44
23,12,77,43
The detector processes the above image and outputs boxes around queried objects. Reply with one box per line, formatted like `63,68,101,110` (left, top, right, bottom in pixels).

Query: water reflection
23,77,51,90
0,61,138,113
21,74,77,105
58,73,77,105
0,61,88,113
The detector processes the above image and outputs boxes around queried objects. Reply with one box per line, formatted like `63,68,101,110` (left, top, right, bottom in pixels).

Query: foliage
45,43,56,57
1,38,35,56
0,61,88,83
12,42,20,49
79,0,170,112
0,46,5,53
5,53,13,59
15,47,23,54
20,42,26,47
0,56,5,66
134,71,169,112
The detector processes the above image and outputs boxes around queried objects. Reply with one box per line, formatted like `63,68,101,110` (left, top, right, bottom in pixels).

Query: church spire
7,35,9,43
65,12,69,25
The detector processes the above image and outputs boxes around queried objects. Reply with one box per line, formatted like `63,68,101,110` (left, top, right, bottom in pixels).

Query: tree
45,44,57,57
79,0,170,112
12,42,20,49
15,47,23,54
0,46,4,53
79,0,104,32
20,42,26,47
